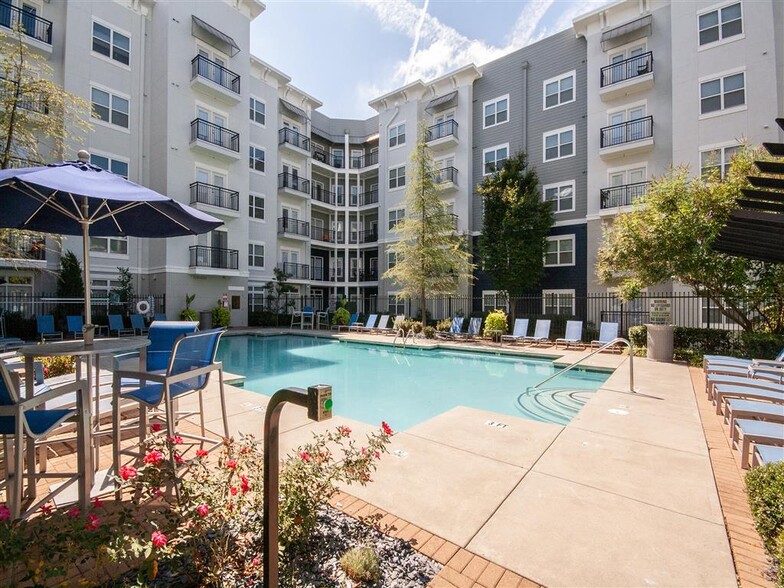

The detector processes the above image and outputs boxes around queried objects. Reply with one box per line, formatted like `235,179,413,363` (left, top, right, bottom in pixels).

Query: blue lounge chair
291,306,314,329
704,347,784,369
36,315,62,342
591,322,619,350
752,444,784,467
108,314,134,337
705,373,784,400
524,319,551,346
130,314,149,335
436,317,464,339
712,384,784,415
455,317,482,340
555,321,584,349
350,314,378,333
154,313,168,322
725,398,784,433
501,318,529,345
732,419,784,468
66,315,84,339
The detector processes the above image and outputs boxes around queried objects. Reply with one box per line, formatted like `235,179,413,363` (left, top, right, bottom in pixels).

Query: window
700,145,741,178
483,95,508,128
389,123,406,148
91,87,128,128
544,235,575,267
389,165,406,190
92,22,130,65
543,72,575,109
248,243,264,268
90,278,121,301
90,153,128,178
388,295,405,316
388,209,405,230
700,72,745,115
543,126,574,161
543,181,575,213
249,145,265,172
543,290,575,315
483,144,508,175
387,251,397,269
89,236,128,255
482,290,508,313
699,3,742,46
249,194,265,220
249,97,265,126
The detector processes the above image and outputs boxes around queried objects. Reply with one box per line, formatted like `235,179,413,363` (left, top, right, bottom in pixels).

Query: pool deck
180,329,741,587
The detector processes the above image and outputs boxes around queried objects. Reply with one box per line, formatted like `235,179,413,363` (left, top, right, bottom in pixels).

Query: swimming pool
217,335,610,430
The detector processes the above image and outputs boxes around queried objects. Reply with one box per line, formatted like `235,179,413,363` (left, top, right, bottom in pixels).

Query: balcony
277,217,310,239
190,55,241,102
349,151,379,169
425,120,458,148
600,52,654,101
1,233,46,265
311,184,337,206
278,172,310,197
279,128,311,156
600,181,649,210
190,119,240,160
311,146,343,168
189,182,239,217
189,245,239,270
0,2,52,47
311,226,344,245
349,228,378,245
350,268,378,282
435,166,458,189
448,213,459,231
2,80,48,114
351,188,379,207
277,262,310,281
599,116,654,159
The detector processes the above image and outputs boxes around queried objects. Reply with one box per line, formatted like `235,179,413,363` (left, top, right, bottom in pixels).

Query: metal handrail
529,337,635,393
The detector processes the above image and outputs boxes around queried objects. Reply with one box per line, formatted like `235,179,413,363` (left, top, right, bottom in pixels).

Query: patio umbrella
0,151,223,324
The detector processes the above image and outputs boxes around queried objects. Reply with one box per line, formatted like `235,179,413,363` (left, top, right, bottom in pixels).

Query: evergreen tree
56,250,84,297
383,123,474,316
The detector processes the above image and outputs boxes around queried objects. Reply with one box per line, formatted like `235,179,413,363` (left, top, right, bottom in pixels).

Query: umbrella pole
81,198,91,326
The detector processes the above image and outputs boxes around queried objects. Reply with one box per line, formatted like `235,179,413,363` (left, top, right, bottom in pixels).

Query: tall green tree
56,250,84,297
383,123,474,316
478,151,554,305
596,146,784,332
112,267,135,307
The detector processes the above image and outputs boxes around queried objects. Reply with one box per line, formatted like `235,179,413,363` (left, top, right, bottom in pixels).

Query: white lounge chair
350,314,378,333
752,444,784,467
591,322,619,351
373,315,392,334
555,321,583,349
733,419,784,468
455,317,482,341
436,317,464,339
523,319,551,346
501,318,529,345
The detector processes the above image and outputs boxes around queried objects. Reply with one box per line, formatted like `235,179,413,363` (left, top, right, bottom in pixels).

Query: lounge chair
712,384,784,415
130,314,149,336
0,337,24,351
455,317,482,341
703,362,783,384
36,315,62,342
385,315,405,335
591,322,619,351
705,373,784,401
703,347,784,369
501,318,529,345
555,321,583,349
523,319,551,346
291,306,314,329
66,315,84,339
334,313,359,332
373,315,393,334
752,444,784,467
732,419,784,468
436,317,464,339
350,314,378,333
154,313,168,322
725,398,784,432
108,314,135,337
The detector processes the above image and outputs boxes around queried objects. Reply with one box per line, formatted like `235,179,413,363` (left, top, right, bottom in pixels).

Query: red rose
40,503,53,516
85,514,100,531
0,504,10,521
240,474,250,493
67,507,80,517
230,486,238,496
151,423,163,432
92,498,103,509
196,504,209,517
196,449,209,458
381,421,393,436
144,450,164,465
174,453,185,464
299,451,311,463
225,459,237,470
151,530,167,548
375,451,381,460
119,465,138,480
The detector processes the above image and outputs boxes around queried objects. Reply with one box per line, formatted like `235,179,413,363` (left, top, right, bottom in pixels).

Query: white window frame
482,290,509,313
388,208,405,231
542,180,575,214
542,289,575,316
699,142,741,178
387,250,397,269
249,96,266,127
248,241,265,269
90,84,130,131
89,236,129,257
483,94,509,129
698,69,746,119
249,193,265,222
482,143,509,176
389,165,406,190
388,122,406,149
543,125,575,162
90,151,129,178
544,234,575,267
542,71,576,110
697,1,744,50
249,144,266,174
388,292,405,316
91,18,131,68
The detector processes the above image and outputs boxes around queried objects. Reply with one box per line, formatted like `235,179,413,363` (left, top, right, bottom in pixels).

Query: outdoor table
487,329,504,344
17,337,150,501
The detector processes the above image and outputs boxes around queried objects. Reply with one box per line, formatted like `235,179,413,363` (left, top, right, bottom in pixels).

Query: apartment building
1,0,781,327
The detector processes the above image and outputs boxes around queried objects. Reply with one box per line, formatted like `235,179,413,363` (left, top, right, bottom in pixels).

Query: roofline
368,63,482,110
573,0,631,29
250,54,291,85
283,83,323,110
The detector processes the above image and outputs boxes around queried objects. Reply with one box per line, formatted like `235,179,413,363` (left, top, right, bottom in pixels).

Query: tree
112,267,135,308
596,146,784,333
478,151,554,306
264,266,297,322
383,123,474,316
56,250,83,297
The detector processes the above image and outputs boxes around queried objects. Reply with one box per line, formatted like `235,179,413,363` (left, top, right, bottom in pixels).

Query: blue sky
249,0,612,120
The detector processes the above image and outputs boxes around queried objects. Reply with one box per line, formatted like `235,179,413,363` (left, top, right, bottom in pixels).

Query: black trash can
199,310,213,330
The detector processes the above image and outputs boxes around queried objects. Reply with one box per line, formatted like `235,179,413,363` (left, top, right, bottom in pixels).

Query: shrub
332,307,350,326
212,303,231,328
436,319,452,332
483,309,508,337
628,325,647,348
423,326,435,339
38,355,75,378
393,316,407,331
746,461,784,554
340,546,380,583
411,321,424,334
180,293,197,322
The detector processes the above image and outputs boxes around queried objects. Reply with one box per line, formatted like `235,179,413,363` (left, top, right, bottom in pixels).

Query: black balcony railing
311,266,327,281
350,269,378,281
278,172,310,195
600,181,650,209
352,188,379,207
600,52,653,87
600,116,653,148
311,226,343,244
1,233,45,260
311,146,344,168
435,166,458,185
279,127,310,152
277,262,310,280
191,55,240,94
191,118,240,152
349,228,378,244
311,184,336,205
426,119,459,142
0,2,52,45
189,245,239,270
277,217,310,237
349,150,379,169
189,182,239,211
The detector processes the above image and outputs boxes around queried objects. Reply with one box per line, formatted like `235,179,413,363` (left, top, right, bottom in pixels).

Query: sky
249,0,613,120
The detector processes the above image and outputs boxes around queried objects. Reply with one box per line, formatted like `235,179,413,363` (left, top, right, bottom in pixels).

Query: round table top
17,336,150,357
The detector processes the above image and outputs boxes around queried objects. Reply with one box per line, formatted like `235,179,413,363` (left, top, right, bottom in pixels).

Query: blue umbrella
0,151,223,324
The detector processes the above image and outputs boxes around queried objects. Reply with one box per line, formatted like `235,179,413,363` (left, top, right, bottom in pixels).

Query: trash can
199,310,213,331
646,324,674,362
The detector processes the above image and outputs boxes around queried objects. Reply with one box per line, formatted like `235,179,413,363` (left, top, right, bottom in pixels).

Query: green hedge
746,462,784,585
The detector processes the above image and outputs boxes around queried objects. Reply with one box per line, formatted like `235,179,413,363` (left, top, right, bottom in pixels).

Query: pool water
217,335,610,431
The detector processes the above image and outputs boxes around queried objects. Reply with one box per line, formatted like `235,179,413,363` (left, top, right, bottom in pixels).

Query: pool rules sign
649,299,672,325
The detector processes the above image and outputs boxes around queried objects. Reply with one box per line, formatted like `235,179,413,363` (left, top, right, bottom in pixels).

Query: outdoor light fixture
263,385,333,588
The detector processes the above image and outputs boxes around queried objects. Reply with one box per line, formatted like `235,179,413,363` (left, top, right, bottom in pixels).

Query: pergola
712,118,784,263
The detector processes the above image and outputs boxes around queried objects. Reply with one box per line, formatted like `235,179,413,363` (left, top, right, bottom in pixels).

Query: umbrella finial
77,150,90,163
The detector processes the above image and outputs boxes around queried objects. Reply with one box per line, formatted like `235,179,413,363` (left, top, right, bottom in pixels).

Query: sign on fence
648,298,672,325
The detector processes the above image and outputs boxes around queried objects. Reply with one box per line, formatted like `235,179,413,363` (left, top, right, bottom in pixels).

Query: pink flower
151,423,163,432
92,498,103,509
0,504,10,521
230,486,238,496
339,425,352,437
85,514,100,531
67,507,81,517
151,530,167,548
251,556,261,567
174,453,185,465
144,450,164,465
299,451,311,463
196,504,210,517
40,503,52,516
152,487,164,498
196,449,209,459
361,447,367,455
43,366,49,377
225,459,237,470
375,451,381,460
241,447,248,454
240,474,250,493
167,435,184,445
119,465,138,480
381,421,393,436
